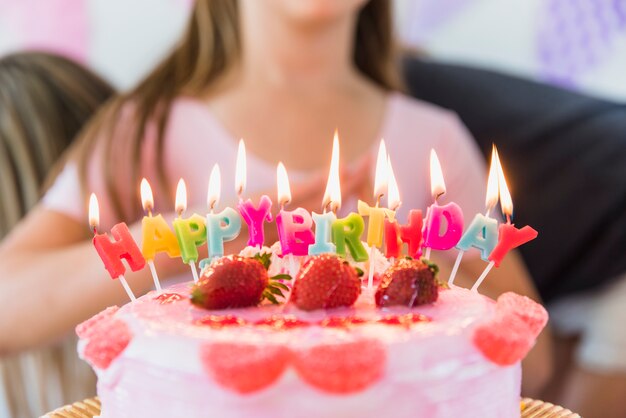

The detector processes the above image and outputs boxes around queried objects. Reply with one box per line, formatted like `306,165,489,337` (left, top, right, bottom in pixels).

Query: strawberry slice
472,316,533,366
496,292,548,339
75,306,119,339
200,343,291,393
293,339,386,393
82,318,132,369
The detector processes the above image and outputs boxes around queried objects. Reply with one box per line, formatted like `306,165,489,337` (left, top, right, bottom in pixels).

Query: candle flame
276,162,291,207
322,129,342,212
374,139,388,201
207,164,221,210
140,178,154,213
430,149,446,200
496,152,513,217
88,193,99,231
235,139,246,197
485,145,499,211
387,155,401,211
175,178,187,215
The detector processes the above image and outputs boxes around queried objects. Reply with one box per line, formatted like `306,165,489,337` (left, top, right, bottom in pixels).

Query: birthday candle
275,162,315,257
140,178,180,291
309,131,341,255
235,140,273,247
422,150,464,259
89,194,142,301
448,146,500,285
205,164,241,258
172,179,206,283
332,213,368,262
472,153,538,292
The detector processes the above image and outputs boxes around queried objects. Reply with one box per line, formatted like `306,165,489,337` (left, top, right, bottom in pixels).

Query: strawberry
375,258,439,308
293,339,386,393
82,318,132,369
496,292,548,339
290,254,361,311
200,342,291,393
75,306,119,339
472,316,533,366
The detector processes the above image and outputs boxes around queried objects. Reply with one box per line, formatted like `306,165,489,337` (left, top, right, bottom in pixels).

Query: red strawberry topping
496,292,548,339
195,315,248,329
75,306,119,339
472,316,533,366
293,339,386,393
200,343,291,393
155,292,185,305
254,315,311,330
290,255,361,311
377,313,431,328
318,316,368,329
191,255,269,309
375,258,439,308
82,318,132,369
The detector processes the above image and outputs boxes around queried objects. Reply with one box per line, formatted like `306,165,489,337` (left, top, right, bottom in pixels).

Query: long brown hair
0,52,114,238
76,0,399,222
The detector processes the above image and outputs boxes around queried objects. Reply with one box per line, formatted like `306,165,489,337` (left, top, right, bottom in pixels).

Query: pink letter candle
238,196,273,247
276,207,315,256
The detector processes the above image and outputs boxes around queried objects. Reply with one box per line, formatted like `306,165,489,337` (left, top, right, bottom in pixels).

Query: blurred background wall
0,0,624,99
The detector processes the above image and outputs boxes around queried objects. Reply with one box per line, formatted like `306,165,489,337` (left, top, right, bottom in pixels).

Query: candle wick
506,214,511,224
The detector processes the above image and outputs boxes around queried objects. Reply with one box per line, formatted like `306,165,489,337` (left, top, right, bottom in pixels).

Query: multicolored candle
206,164,241,258
448,146,500,285
235,139,273,247
89,194,142,301
172,179,206,283
471,154,538,292
140,178,181,291
359,140,395,288
422,150,465,259
383,155,425,259
309,131,341,255
276,162,315,275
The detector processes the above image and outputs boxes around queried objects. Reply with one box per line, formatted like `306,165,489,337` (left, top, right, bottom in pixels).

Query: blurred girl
0,0,551,398
0,51,114,418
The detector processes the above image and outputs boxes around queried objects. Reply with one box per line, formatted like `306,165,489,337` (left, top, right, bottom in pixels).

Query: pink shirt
44,93,487,259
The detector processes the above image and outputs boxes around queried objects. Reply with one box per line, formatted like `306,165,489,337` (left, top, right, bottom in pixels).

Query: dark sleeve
401,57,626,302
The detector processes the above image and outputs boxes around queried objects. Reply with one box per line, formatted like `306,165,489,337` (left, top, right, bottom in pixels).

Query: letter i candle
236,140,273,248
89,194,144,301
309,131,341,256
172,179,206,283
471,152,538,291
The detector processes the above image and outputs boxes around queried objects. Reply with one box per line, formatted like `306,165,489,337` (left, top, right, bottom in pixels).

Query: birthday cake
76,144,546,417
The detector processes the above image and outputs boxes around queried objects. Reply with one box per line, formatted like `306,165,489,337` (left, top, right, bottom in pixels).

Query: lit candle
172,179,206,283
358,140,395,288
383,156,424,259
448,146,500,285
471,154,538,292
89,194,142,301
422,149,465,259
140,178,181,291
309,130,340,256
235,139,273,248
206,164,242,258
276,162,315,276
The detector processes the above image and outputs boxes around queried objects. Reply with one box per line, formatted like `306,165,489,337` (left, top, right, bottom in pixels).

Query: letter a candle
89,194,143,301
448,146,500,285
140,178,181,291
471,153,538,292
